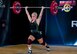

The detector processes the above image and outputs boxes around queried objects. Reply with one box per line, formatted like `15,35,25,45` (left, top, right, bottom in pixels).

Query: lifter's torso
30,21,39,33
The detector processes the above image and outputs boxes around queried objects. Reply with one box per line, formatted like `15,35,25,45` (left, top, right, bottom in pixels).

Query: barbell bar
10,7,50,9
0,6,63,9
10,6,64,9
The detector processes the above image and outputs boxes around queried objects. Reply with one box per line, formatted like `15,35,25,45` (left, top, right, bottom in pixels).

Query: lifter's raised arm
25,6,32,22
36,6,45,25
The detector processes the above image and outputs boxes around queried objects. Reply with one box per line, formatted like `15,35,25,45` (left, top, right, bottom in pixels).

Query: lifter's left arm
36,6,45,25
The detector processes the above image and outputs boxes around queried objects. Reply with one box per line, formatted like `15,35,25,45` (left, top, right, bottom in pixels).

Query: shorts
30,30,42,39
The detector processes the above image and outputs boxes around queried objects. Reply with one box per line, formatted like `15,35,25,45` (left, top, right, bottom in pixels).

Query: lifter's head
31,12,38,21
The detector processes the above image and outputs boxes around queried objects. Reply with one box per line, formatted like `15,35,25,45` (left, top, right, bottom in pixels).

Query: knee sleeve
40,41,45,45
27,39,32,45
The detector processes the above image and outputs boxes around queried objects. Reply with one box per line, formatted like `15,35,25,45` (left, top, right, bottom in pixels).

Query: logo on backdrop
59,1,76,6
62,4,72,12
59,0,76,12
71,21,77,27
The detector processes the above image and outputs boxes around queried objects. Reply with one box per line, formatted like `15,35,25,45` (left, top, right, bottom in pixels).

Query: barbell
0,0,73,15
10,1,64,15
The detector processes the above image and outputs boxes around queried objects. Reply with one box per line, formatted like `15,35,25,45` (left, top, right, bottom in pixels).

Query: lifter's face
31,12,37,21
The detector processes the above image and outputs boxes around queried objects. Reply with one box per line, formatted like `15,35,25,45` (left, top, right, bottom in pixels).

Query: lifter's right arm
25,7,32,22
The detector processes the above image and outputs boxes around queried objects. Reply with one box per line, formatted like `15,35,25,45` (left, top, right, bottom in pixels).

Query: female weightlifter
25,6,50,54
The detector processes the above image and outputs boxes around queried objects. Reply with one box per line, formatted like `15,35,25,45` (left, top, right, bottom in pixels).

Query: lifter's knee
40,41,45,45
38,38,45,45
27,35,35,45
28,35,35,41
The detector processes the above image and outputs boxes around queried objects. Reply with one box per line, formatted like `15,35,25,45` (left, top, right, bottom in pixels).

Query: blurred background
0,0,77,46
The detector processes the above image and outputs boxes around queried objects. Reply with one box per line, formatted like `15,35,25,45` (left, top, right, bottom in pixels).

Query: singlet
30,21,39,33
30,21,42,38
